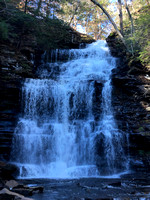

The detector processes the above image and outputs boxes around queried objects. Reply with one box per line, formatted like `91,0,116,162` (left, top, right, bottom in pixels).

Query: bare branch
90,0,126,46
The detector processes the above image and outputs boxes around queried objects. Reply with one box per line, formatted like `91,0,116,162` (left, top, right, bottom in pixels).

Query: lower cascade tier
13,163,100,178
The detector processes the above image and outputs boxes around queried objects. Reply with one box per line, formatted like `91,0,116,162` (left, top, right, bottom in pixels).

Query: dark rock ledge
0,162,43,200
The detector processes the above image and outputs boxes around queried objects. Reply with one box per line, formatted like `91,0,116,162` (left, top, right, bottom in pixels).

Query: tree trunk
46,2,50,18
3,0,7,9
146,0,150,6
124,0,134,36
90,0,126,46
118,0,123,36
35,0,42,16
69,1,80,26
24,0,28,13
123,0,134,54
85,19,88,34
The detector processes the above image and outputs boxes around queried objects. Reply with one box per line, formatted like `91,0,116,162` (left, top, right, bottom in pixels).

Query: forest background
0,0,150,68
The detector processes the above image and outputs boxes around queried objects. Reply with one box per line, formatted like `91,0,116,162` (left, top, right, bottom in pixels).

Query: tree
90,0,126,45
132,4,150,65
35,0,42,16
118,0,123,35
146,0,150,5
69,0,80,25
24,0,28,13
123,0,134,36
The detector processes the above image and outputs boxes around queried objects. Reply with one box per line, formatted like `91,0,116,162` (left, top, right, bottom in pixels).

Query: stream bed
20,173,150,200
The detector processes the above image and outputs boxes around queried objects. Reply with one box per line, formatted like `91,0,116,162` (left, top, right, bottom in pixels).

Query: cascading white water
12,40,128,178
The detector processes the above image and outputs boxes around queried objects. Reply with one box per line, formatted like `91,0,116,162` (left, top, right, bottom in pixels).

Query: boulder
0,188,34,200
5,180,19,189
0,162,19,180
12,188,33,196
0,179,5,190
12,184,44,196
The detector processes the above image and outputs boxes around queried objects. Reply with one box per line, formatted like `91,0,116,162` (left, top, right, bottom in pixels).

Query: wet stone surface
20,174,150,200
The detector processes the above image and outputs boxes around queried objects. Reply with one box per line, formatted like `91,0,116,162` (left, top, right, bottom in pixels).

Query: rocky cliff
106,32,150,172
0,78,22,161
0,6,94,161
1,22,150,174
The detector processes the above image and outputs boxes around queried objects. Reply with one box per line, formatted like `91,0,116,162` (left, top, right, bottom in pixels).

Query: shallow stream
20,174,150,200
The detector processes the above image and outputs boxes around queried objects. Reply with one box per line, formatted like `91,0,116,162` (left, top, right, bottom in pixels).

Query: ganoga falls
11,40,129,179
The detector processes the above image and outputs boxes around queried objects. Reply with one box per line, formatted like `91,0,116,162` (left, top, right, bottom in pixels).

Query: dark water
20,175,150,200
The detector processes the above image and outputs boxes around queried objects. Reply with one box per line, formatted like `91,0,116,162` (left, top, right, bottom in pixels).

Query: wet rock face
0,161,19,180
107,33,150,172
0,188,34,200
0,20,96,163
0,78,22,161
0,36,36,79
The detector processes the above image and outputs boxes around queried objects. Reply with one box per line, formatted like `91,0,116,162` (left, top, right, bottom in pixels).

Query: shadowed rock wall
107,32,150,172
0,31,94,161
0,77,22,161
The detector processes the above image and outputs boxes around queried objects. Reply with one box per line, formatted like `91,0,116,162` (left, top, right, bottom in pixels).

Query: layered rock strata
107,32,150,172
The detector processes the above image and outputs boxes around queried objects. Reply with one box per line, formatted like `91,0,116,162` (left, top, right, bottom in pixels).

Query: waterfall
11,40,128,178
